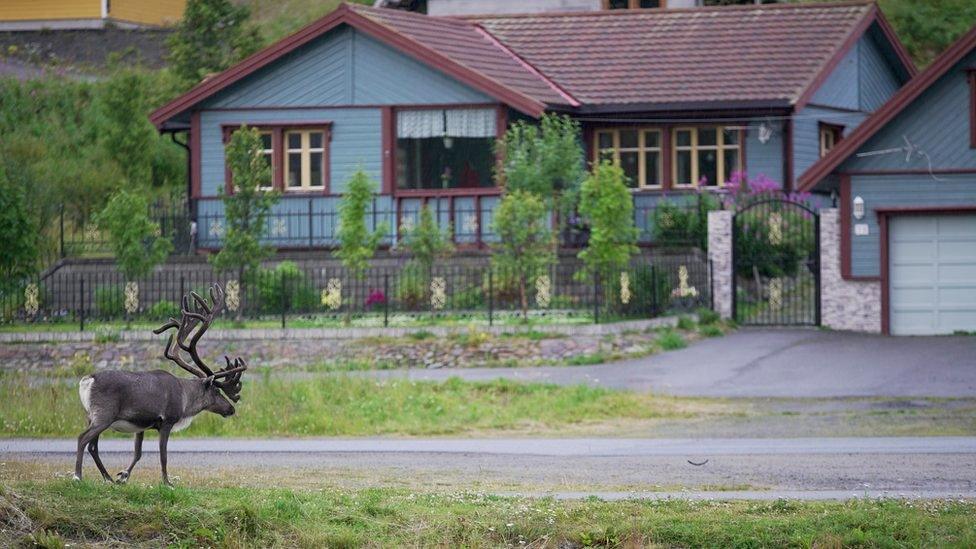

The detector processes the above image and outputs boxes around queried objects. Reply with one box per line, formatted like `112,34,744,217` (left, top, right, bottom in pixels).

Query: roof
472,1,910,110
151,1,914,127
797,24,976,191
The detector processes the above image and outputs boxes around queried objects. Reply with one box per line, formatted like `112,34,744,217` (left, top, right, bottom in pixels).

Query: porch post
707,210,733,319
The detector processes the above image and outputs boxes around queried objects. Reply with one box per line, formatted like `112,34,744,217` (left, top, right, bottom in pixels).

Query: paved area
366,328,976,397
5,437,975,500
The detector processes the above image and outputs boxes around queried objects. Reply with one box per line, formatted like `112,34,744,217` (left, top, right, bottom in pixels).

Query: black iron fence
1,253,711,329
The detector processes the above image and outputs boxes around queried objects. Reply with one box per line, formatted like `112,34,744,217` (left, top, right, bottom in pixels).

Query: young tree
96,70,157,186
336,169,386,278
401,204,453,274
96,190,173,284
0,167,38,292
209,126,278,318
577,161,639,277
491,190,555,319
496,113,584,211
168,0,262,86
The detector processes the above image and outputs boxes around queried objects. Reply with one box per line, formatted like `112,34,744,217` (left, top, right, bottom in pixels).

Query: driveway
367,328,976,398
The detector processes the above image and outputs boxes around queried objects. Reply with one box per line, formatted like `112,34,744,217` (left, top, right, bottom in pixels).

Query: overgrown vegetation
336,170,386,279
577,161,639,277
95,191,172,282
492,191,555,319
168,0,262,86
1,481,974,548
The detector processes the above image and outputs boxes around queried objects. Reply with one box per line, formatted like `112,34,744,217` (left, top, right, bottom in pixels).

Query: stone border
0,315,684,343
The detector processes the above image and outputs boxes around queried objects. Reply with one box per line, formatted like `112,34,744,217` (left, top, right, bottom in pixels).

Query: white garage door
889,214,976,335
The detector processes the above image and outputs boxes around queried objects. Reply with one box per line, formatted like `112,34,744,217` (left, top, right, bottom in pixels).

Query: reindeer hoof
115,471,129,484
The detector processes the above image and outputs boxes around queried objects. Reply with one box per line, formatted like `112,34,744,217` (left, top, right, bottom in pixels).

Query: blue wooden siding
843,49,976,172
745,120,784,184
849,175,976,277
795,28,904,180
204,26,490,109
200,108,382,196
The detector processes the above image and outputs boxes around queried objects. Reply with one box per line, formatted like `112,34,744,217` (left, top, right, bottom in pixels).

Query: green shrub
699,324,724,338
453,283,484,310
256,261,319,314
657,329,687,350
146,300,180,320
696,307,720,325
94,285,123,317
676,315,696,330
652,193,720,250
395,261,428,311
605,264,671,317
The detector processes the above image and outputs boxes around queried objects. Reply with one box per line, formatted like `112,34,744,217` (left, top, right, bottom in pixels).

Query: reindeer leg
74,420,110,481
116,432,144,484
158,426,173,487
87,435,113,482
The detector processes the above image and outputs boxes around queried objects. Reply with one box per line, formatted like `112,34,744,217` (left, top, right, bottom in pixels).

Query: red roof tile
471,2,877,109
352,5,575,106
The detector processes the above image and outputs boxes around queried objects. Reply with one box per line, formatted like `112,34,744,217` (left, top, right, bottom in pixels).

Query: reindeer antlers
155,284,247,399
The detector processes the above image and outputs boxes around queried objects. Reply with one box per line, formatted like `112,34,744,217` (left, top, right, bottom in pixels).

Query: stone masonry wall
707,210,733,319
820,208,881,333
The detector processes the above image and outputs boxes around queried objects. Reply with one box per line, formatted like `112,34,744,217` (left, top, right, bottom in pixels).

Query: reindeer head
153,283,248,417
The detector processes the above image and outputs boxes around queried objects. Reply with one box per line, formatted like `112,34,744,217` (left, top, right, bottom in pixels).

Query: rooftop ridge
461,0,873,21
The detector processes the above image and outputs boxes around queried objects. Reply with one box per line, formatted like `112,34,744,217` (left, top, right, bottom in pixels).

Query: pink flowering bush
365,289,386,309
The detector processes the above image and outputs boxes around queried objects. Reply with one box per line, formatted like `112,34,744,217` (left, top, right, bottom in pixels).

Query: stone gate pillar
819,208,881,332
707,210,733,319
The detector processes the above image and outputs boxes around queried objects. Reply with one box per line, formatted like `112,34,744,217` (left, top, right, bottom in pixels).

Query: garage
888,214,976,335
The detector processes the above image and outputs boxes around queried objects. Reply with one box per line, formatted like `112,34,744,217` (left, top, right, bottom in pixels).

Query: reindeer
74,283,247,486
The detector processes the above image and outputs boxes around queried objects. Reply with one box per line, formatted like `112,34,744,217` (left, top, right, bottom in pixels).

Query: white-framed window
672,127,741,187
284,130,326,191
594,128,662,188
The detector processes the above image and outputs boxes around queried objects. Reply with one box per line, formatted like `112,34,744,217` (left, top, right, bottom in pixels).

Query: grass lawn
0,373,723,438
1,480,974,548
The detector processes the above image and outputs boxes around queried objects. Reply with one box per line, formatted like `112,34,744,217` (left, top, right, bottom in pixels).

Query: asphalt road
5,437,975,500
364,328,976,397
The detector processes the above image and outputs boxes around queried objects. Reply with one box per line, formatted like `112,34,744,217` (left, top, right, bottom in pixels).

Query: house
0,0,185,31
376,0,780,17
799,26,976,336
150,1,914,251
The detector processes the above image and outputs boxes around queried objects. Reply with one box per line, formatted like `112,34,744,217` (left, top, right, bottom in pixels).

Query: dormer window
604,0,664,9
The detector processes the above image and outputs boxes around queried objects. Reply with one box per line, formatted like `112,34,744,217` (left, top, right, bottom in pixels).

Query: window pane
722,128,740,146
287,133,301,149
698,149,718,186
619,129,638,149
597,131,614,150
396,136,494,190
619,151,639,188
644,130,660,149
639,0,660,7
698,128,717,147
309,152,323,186
644,151,660,186
260,153,273,188
676,150,692,185
607,0,628,8
723,149,739,183
287,152,302,187
598,149,615,163
260,133,272,150
676,130,692,148
309,132,323,149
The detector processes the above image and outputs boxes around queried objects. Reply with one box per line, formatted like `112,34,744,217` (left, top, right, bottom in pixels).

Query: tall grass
0,372,694,437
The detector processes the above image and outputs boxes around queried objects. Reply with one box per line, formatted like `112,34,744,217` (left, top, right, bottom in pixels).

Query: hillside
236,0,373,44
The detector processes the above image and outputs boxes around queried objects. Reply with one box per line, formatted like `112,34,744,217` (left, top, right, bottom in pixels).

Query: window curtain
396,108,496,138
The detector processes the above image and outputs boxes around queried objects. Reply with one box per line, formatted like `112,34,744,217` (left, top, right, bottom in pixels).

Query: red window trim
391,105,506,197
220,122,333,195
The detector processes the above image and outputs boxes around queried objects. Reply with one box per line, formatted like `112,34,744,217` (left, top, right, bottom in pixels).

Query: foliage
335,170,386,278
95,69,158,186
146,300,180,320
395,261,428,310
0,166,38,290
168,0,262,86
652,192,722,251
577,161,639,277
94,286,123,317
256,261,320,314
657,328,687,351
96,191,172,281
496,113,584,215
491,191,555,318
879,0,976,67
209,126,278,288
696,307,720,326
400,205,453,272
604,263,671,318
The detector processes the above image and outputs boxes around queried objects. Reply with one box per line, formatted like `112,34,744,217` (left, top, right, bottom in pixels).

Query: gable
809,24,907,112
842,48,976,172
204,26,491,109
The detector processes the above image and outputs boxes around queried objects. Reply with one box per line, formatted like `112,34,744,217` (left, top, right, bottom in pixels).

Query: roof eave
555,99,793,115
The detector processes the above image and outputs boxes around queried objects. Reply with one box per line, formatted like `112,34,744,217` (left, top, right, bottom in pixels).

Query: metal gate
732,198,820,326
